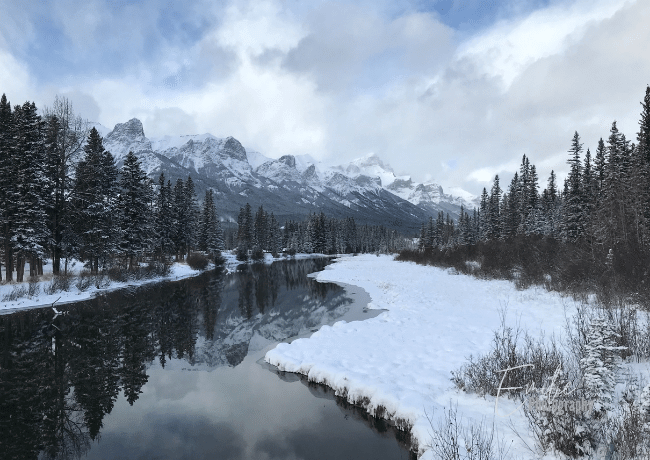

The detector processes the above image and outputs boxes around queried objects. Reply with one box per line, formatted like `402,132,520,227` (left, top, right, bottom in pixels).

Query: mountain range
96,118,477,234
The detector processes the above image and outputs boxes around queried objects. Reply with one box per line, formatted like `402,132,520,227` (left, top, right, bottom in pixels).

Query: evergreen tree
118,151,152,269
172,178,186,258
0,94,14,281
479,188,489,241
237,203,253,257
183,176,199,254
581,317,624,414
503,173,520,239
154,174,175,260
11,102,49,281
70,127,119,273
487,175,502,240
199,189,225,257
563,131,585,241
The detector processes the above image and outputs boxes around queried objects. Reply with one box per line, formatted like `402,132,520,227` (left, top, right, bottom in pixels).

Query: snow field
265,254,578,459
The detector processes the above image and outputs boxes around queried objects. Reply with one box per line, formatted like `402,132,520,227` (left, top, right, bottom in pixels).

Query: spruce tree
70,127,119,273
11,102,49,281
487,175,502,240
563,131,585,241
184,176,199,254
0,94,13,280
118,151,152,269
154,174,175,260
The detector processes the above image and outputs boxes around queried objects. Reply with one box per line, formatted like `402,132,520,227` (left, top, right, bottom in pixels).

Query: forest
0,93,409,284
400,86,650,303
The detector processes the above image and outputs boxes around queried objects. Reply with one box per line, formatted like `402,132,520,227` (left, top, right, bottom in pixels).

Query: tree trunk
4,243,11,282
16,256,24,282
53,252,60,275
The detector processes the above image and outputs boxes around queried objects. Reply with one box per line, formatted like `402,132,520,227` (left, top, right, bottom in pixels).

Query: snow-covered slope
98,118,476,232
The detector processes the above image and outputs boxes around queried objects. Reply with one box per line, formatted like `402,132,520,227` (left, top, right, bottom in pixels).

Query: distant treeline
400,86,650,302
232,203,411,260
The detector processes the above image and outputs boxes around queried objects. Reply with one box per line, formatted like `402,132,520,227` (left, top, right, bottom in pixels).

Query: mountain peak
223,137,247,162
105,118,146,146
279,155,296,168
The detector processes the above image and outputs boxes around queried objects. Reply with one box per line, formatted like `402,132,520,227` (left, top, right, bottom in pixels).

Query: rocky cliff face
98,118,475,232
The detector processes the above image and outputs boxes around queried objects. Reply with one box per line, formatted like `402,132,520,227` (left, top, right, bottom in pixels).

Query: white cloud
457,0,631,89
0,48,33,103
2,0,649,197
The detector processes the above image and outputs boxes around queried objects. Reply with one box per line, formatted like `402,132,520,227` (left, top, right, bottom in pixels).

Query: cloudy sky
0,0,647,194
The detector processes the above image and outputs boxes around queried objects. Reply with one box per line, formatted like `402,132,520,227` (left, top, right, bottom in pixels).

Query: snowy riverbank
265,254,580,459
0,252,330,315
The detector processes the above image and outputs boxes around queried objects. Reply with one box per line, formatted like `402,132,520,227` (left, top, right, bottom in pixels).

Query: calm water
0,259,415,460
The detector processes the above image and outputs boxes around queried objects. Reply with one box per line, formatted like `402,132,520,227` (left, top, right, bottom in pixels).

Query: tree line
234,203,410,260
404,86,650,299
0,93,225,281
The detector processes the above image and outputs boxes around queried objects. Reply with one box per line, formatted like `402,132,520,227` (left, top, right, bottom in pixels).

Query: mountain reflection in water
0,258,413,460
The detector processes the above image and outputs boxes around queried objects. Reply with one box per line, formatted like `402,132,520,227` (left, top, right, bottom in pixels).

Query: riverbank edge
0,252,333,315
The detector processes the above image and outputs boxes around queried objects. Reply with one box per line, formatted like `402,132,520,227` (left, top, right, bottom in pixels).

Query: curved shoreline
0,252,333,315
264,254,576,460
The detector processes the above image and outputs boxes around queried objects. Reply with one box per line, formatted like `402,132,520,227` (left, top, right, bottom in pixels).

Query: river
0,258,415,459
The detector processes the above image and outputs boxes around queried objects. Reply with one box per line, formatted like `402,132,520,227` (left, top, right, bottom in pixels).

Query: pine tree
199,189,225,257
172,178,186,258
597,121,628,251
11,102,49,281
70,127,119,273
487,175,502,240
118,151,152,269
237,203,253,258
479,187,489,241
154,175,175,260
581,317,624,414
524,164,541,235
634,86,650,248
183,176,199,254
503,173,520,239
563,131,585,241
267,213,281,256
254,205,268,251
0,94,14,280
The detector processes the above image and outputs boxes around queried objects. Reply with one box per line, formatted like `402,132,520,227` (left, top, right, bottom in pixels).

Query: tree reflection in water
0,258,347,460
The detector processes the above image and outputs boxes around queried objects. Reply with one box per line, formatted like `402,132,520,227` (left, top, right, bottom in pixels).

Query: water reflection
0,259,412,460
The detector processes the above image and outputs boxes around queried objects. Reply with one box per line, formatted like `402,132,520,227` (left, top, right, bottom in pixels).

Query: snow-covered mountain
98,118,476,233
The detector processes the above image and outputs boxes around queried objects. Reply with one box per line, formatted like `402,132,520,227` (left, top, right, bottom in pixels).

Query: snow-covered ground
0,252,330,315
265,254,580,459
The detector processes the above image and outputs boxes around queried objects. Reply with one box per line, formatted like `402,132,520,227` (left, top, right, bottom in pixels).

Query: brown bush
187,253,209,270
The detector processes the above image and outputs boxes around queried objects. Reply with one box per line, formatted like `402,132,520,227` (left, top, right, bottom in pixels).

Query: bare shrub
1,285,28,302
75,272,93,292
187,253,209,270
28,278,40,297
146,261,171,277
606,382,650,460
452,311,564,399
44,274,73,294
426,404,511,460
522,385,595,457
251,246,264,263
214,252,226,268
106,266,128,282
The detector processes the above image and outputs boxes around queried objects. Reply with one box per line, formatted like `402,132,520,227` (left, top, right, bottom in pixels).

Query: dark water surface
0,259,415,460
